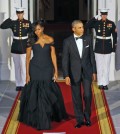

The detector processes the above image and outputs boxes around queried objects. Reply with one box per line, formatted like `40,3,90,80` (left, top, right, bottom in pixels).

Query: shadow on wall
0,13,11,80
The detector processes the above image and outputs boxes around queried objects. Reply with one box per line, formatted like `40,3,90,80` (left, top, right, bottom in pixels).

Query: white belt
13,36,28,40
96,36,111,40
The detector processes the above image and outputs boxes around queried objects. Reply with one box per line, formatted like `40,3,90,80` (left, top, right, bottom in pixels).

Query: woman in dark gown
18,21,68,130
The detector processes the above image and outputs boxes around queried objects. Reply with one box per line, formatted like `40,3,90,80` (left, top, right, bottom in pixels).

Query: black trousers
71,78,92,123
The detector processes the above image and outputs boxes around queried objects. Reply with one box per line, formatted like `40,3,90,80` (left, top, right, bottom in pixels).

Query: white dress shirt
74,34,83,58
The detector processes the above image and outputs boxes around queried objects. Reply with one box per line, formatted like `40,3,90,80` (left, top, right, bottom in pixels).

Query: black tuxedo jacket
62,34,96,83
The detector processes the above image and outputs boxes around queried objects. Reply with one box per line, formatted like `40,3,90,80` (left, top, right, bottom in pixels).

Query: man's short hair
72,20,83,28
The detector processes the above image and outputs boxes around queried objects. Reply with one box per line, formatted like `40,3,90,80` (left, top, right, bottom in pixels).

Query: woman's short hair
32,20,45,32
27,20,45,46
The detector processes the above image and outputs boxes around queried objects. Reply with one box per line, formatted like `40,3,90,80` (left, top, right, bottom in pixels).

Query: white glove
95,15,99,19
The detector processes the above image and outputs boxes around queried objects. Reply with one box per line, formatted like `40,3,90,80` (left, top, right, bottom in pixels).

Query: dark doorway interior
54,0,79,22
33,0,94,22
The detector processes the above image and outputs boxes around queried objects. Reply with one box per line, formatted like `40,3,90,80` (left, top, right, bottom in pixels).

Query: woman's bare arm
51,46,58,81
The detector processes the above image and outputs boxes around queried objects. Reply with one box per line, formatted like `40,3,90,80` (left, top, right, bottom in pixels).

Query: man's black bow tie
75,36,83,40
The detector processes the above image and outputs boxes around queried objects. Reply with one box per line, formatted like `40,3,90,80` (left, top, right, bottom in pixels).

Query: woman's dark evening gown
18,44,67,130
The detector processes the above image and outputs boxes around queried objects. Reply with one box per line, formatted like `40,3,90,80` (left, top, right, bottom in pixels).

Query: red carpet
2,82,116,134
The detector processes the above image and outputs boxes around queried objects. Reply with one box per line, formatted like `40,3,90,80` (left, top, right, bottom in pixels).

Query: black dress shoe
103,85,108,90
75,122,85,128
85,120,91,126
98,85,104,89
16,87,21,91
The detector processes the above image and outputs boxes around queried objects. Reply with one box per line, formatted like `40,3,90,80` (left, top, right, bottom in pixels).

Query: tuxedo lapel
70,36,81,59
82,36,87,58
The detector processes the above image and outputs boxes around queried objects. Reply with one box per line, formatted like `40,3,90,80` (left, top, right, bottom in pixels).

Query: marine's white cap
16,7,25,13
99,8,109,15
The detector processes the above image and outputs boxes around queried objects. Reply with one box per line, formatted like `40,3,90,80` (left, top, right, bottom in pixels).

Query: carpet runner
2,82,116,134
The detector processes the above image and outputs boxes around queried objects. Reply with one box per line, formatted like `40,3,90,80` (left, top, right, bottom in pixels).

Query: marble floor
0,80,120,134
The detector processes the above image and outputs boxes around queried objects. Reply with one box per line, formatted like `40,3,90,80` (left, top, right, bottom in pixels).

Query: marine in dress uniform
0,7,32,91
86,9,117,90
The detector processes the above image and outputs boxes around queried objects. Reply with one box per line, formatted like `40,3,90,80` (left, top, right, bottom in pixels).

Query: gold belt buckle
103,37,106,39
19,37,22,40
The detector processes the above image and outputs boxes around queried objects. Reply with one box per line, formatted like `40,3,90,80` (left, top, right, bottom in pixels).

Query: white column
98,0,105,10
0,12,11,80
115,0,120,80
29,0,34,23
92,0,97,49
118,0,120,20
92,0,97,16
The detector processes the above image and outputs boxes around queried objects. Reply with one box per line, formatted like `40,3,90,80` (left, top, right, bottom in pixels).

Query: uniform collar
101,19,108,22
74,34,83,38
17,18,24,21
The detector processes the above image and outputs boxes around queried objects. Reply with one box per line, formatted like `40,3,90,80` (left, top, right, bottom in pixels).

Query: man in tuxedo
62,20,96,128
